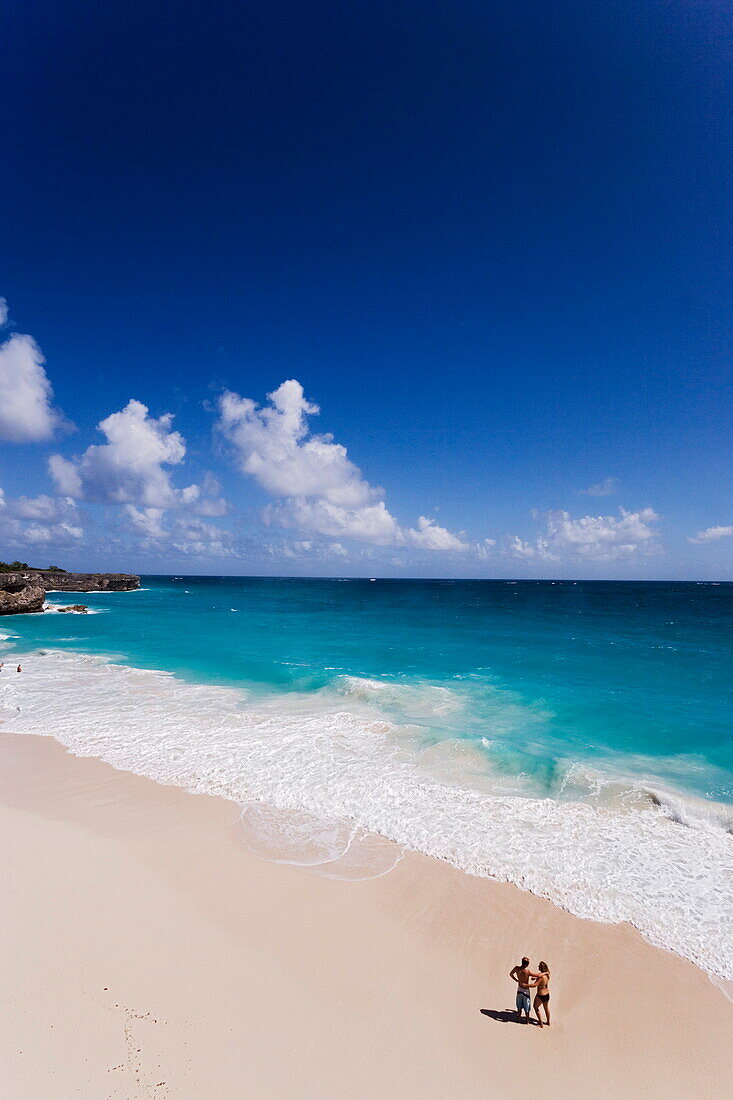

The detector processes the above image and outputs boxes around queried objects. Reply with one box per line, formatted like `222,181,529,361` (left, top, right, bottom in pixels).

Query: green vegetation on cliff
0,562,68,573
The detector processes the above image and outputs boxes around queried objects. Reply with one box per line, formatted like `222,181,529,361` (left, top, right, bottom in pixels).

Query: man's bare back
510,963,533,990
509,957,539,1022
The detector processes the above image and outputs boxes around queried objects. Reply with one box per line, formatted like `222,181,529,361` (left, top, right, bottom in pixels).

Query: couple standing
509,957,551,1027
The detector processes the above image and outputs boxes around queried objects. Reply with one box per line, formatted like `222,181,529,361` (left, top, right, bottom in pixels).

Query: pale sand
0,732,730,1099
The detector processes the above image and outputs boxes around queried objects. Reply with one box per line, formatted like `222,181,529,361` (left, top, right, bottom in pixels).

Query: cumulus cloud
478,537,497,556
217,380,469,551
263,497,401,545
505,534,538,559
507,507,661,562
546,507,660,555
580,477,618,497
125,505,167,539
49,398,227,528
405,516,470,551
169,516,236,559
274,537,354,563
49,400,194,507
115,502,235,559
0,301,68,442
195,473,228,517
48,455,83,496
218,381,380,507
0,489,83,548
688,525,733,544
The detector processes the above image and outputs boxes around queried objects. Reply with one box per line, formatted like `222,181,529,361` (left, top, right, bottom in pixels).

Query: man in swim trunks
509,957,538,1023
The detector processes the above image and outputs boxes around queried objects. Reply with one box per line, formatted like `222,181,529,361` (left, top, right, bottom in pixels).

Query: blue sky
1,0,731,578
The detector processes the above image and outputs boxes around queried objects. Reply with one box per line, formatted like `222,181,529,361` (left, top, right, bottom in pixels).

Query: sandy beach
0,731,729,1099
2,1,731,1095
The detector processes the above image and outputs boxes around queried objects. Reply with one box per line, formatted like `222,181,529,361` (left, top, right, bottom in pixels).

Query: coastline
0,731,729,1098
3,646,731,981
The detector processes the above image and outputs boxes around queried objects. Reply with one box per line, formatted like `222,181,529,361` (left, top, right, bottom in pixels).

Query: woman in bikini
531,961,551,1027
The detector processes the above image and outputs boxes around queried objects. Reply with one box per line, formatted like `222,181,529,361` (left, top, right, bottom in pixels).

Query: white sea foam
558,759,733,833
332,675,463,719
1,649,732,978
43,603,106,615
236,804,404,880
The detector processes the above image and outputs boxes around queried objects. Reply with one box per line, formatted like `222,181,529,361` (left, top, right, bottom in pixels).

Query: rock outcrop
57,605,89,614
0,570,140,593
0,584,45,616
0,570,140,615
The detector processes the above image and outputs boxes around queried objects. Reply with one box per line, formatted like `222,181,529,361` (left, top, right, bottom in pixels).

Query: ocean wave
557,759,733,833
331,675,464,719
1,649,732,979
43,603,107,615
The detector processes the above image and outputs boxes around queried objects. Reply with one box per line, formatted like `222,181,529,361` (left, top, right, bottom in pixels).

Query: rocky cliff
0,584,46,616
0,570,140,615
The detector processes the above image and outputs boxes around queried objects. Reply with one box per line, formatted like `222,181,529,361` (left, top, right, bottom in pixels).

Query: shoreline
0,729,730,1097
2,645,732,983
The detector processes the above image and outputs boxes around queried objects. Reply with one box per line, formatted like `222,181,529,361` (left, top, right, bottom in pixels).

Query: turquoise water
5,576,732,803
2,576,733,975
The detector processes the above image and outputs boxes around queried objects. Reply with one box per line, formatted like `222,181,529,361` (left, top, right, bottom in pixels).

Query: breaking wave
43,603,107,615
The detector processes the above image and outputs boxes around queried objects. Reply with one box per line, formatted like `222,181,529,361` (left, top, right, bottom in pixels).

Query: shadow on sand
480,1009,540,1025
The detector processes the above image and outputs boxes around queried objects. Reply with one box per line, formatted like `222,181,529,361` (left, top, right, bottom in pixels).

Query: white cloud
263,497,401,545
217,380,469,551
276,537,354,562
23,520,84,545
0,298,8,326
0,490,84,549
688,525,733,544
0,321,67,442
125,505,167,539
476,537,497,560
169,516,235,559
110,503,235,559
507,507,661,562
50,400,195,508
580,477,618,497
48,454,83,496
12,494,64,520
546,507,659,553
405,516,470,551
48,400,228,554
218,381,380,507
195,473,227,517
506,534,538,559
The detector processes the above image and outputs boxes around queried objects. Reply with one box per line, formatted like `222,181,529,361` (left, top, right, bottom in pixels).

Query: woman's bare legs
533,994,544,1028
